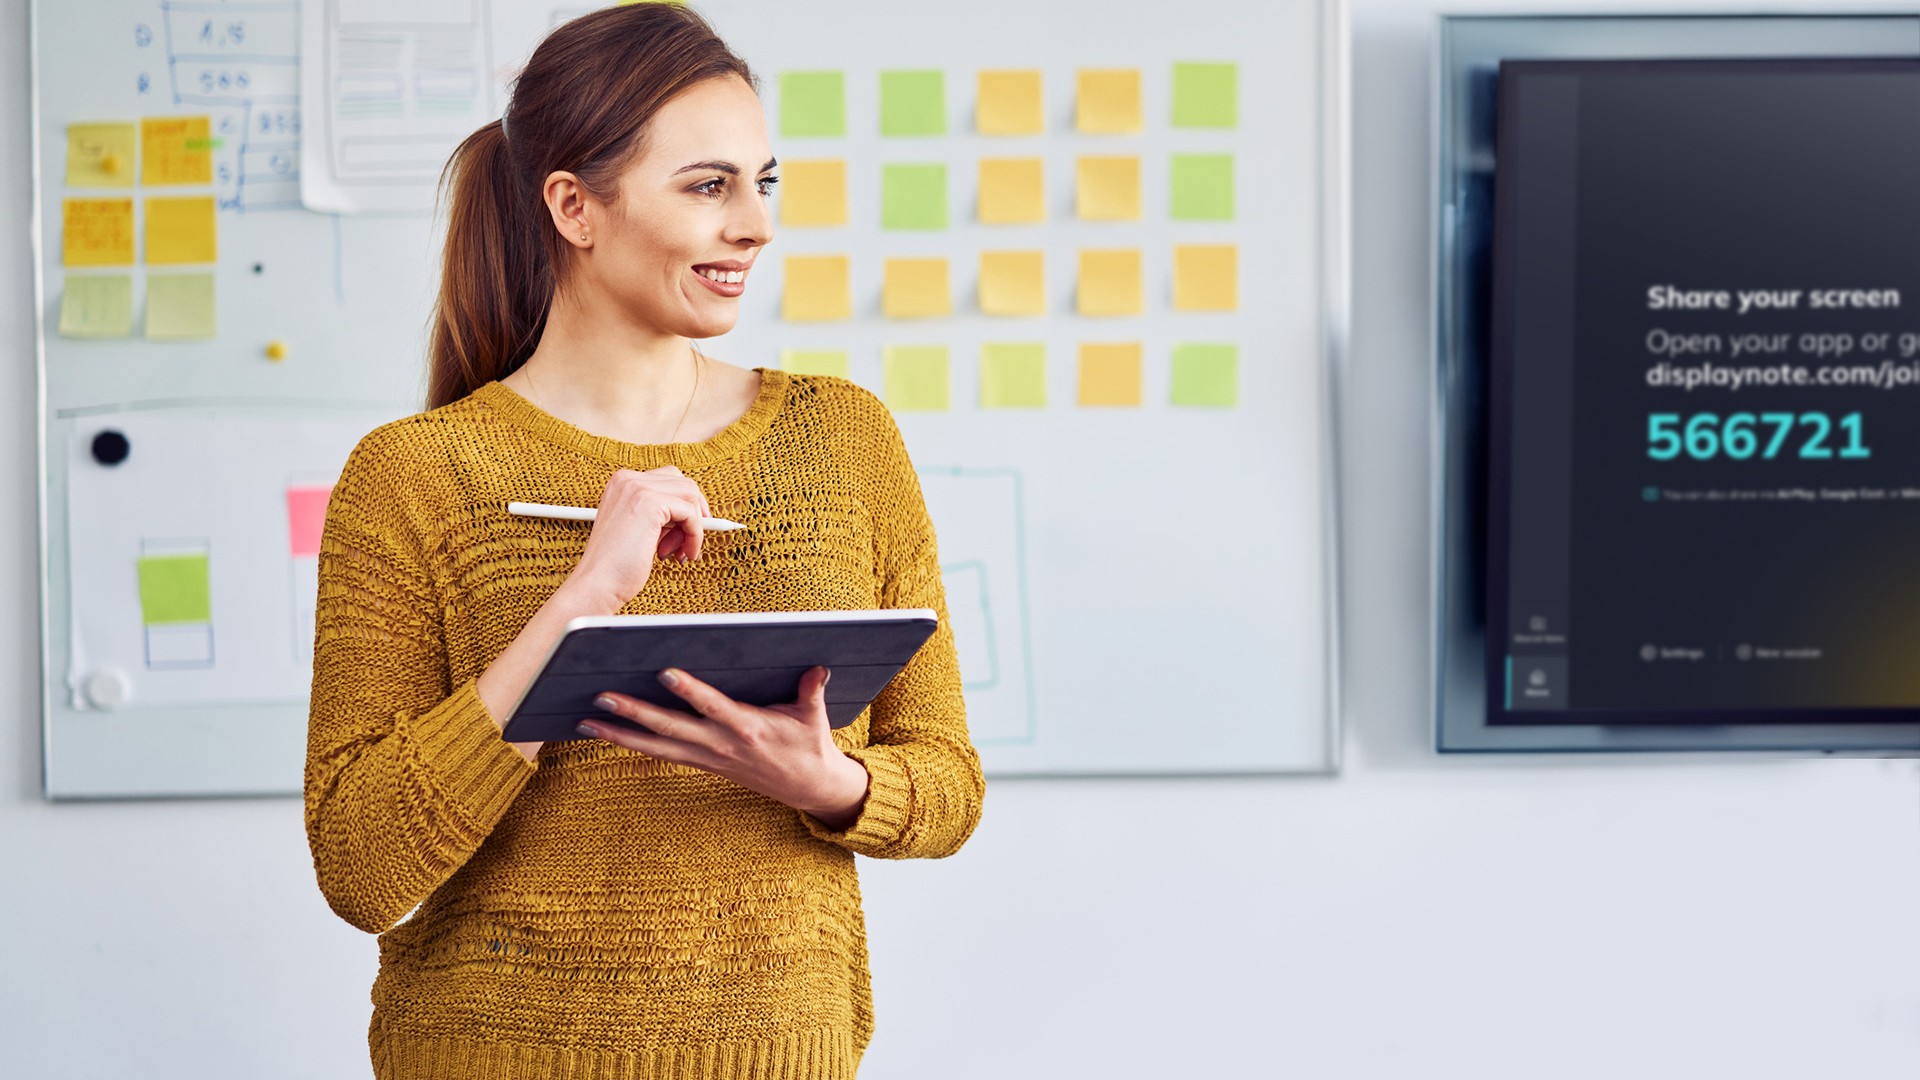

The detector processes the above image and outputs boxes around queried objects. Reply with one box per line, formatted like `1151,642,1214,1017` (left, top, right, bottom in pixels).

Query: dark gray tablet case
500,611,939,741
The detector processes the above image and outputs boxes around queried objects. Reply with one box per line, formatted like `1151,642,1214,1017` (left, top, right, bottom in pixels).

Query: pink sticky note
287,485,333,557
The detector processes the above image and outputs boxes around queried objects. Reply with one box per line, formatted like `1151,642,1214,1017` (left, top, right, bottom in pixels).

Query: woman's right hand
567,466,711,611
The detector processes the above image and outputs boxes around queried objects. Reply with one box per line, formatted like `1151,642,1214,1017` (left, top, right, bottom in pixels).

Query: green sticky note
884,345,950,412
1171,344,1238,407
780,348,850,379
1171,154,1234,221
981,343,1046,408
146,272,216,340
881,70,946,136
138,553,211,625
882,163,948,230
1172,62,1238,128
780,72,845,137
59,275,134,338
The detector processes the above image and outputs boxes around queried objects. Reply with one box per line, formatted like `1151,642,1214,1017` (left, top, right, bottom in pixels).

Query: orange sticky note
978,70,1044,135
141,116,213,186
883,257,951,318
1076,69,1141,133
1077,155,1141,221
783,255,852,321
1174,244,1238,311
146,196,218,264
1078,343,1143,406
978,158,1045,224
1077,249,1142,316
979,251,1046,316
62,198,135,267
780,160,847,227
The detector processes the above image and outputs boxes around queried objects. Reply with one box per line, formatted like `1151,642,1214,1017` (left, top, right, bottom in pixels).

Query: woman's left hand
577,666,872,831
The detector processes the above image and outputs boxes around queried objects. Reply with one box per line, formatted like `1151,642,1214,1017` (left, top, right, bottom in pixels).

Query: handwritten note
980,343,1047,408
883,258,951,318
145,273,217,340
66,123,137,188
1076,69,1142,134
782,255,852,321
880,70,946,136
884,345,950,412
979,251,1046,316
62,199,135,267
58,275,134,338
978,158,1046,224
1077,155,1141,221
780,72,845,137
1077,249,1142,316
141,116,214,186
1078,343,1144,406
977,70,1044,135
1174,244,1238,312
146,196,218,265
1171,343,1238,407
780,160,847,227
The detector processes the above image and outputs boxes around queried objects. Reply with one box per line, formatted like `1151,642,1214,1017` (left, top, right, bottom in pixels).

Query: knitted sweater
304,370,984,1079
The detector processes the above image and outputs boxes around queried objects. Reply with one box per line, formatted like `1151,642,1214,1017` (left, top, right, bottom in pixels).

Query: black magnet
91,429,129,466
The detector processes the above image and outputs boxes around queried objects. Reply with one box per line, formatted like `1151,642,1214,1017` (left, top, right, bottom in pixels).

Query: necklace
520,341,702,445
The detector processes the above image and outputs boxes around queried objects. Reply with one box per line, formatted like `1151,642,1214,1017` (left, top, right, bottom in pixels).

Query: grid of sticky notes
775,63,1241,412
57,116,219,341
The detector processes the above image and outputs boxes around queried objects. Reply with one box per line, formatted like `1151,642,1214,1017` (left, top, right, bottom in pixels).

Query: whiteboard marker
507,501,746,531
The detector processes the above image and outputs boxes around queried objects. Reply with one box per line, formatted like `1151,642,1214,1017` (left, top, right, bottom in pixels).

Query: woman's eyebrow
672,157,780,177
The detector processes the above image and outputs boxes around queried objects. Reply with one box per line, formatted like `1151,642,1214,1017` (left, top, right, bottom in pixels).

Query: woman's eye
695,178,726,197
757,176,780,196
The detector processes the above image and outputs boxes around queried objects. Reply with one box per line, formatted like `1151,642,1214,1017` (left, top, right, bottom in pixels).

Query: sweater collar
472,367,787,469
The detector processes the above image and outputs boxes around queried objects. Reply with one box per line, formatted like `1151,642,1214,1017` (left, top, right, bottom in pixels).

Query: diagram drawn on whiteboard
918,466,1036,745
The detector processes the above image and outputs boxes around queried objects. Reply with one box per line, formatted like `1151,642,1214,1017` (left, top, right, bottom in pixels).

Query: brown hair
427,4,756,409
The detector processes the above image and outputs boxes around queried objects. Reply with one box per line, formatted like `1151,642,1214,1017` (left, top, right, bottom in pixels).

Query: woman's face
571,75,776,339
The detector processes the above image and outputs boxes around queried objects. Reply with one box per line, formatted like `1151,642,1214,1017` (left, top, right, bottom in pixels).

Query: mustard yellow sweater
304,370,984,1079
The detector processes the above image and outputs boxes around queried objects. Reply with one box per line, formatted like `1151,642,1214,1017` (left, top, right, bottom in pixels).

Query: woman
303,6,984,1077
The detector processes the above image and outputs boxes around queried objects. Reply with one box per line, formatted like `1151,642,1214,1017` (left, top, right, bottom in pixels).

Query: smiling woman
303,6,983,1079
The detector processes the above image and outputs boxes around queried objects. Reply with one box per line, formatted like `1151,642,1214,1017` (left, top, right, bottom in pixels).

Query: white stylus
507,501,747,531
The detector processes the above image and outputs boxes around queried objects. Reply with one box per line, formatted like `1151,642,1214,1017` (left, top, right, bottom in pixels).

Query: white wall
4,1,1916,1076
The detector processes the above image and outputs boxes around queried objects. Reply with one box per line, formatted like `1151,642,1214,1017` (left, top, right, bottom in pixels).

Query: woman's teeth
701,268,745,284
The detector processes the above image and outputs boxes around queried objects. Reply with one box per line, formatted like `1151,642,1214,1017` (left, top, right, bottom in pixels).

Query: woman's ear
543,171,592,249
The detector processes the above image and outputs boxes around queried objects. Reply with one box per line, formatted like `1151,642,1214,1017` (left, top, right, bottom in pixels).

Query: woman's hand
567,466,711,611
576,666,873,830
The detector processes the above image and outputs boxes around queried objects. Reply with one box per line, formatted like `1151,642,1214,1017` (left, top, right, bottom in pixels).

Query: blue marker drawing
921,466,1037,745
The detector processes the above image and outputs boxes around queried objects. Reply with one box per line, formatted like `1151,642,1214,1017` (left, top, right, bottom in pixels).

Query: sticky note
62,199,135,267
1077,249,1142,316
884,345,950,411
1174,244,1238,311
1078,342,1143,406
1171,154,1235,221
1172,62,1238,129
66,123,137,188
287,486,334,558
882,164,948,230
979,251,1046,316
782,255,852,321
881,70,945,136
146,273,217,340
780,349,850,379
1077,69,1141,133
138,553,212,625
978,158,1045,224
978,70,1044,135
780,72,845,137
1077,155,1141,221
141,116,213,186
981,343,1046,408
780,160,847,227
58,275,134,338
883,258,951,319
146,196,218,264
1172,343,1238,407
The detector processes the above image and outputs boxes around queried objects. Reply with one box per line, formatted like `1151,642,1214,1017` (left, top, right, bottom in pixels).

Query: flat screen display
1488,58,1920,725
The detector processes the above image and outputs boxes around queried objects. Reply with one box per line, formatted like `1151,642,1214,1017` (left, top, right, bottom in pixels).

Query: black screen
1487,58,1920,725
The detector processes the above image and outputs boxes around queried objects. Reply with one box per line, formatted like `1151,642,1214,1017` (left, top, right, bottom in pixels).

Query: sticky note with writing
141,116,214,186
66,123,137,188
62,199,135,267
58,275,134,338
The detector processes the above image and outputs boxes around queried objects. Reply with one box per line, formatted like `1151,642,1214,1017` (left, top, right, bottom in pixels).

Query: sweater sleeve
803,400,986,858
303,433,536,934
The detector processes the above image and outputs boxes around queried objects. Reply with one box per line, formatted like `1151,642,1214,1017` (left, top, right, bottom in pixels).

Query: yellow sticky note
981,343,1046,408
883,257,951,319
978,158,1045,224
980,251,1046,316
146,273,217,340
59,275,135,338
1078,249,1142,316
1077,155,1141,221
884,345,950,412
62,198,135,267
66,123,137,188
141,116,213,186
1077,69,1141,133
978,70,1044,135
780,349,850,379
146,196,218,265
1078,343,1143,406
780,160,847,227
783,255,852,321
1174,244,1238,311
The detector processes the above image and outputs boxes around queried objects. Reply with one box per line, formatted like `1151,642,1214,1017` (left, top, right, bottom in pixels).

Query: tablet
499,608,940,742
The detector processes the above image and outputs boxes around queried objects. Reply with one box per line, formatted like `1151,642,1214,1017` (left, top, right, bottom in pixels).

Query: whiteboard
33,0,1347,797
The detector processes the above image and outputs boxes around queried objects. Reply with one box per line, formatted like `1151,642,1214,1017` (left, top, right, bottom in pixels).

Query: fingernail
593,695,617,711
576,722,598,737
658,669,680,688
